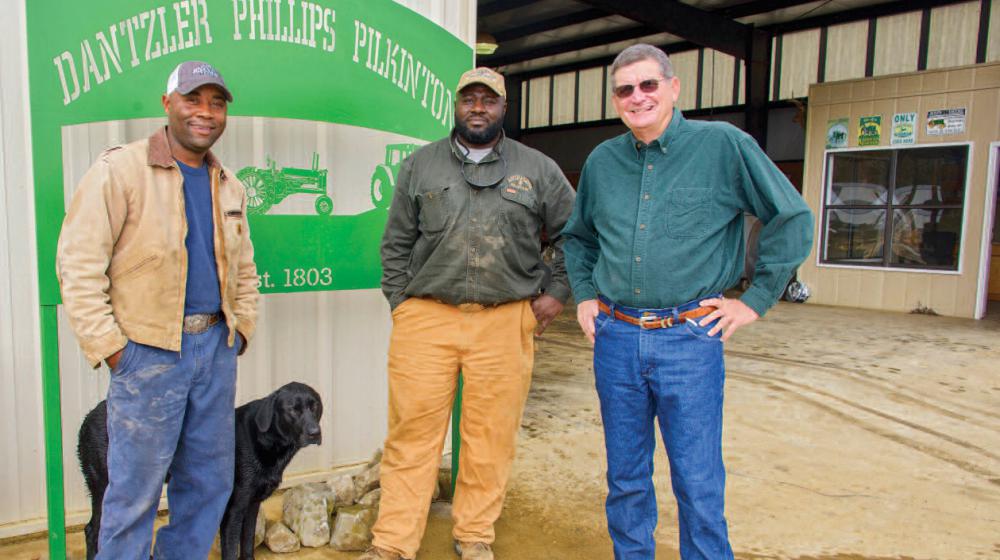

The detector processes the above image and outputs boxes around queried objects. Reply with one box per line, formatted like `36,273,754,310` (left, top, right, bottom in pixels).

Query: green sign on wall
28,0,472,301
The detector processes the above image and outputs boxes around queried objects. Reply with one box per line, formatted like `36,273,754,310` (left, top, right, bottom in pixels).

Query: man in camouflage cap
361,67,576,560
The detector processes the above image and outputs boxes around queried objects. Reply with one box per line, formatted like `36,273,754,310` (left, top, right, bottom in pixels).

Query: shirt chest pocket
665,187,710,238
417,187,451,233
499,187,539,233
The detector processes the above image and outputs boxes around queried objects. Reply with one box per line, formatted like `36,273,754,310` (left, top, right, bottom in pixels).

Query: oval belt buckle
640,314,671,329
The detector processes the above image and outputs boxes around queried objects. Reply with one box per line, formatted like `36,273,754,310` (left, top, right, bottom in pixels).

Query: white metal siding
671,50,699,111
873,12,921,76
552,72,576,126
528,76,551,128
576,67,604,122
825,21,868,83
779,29,821,100
927,1,981,70
0,0,46,537
0,0,474,539
701,50,736,109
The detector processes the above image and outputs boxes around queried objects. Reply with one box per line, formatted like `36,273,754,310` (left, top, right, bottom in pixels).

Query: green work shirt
381,133,576,310
562,109,813,317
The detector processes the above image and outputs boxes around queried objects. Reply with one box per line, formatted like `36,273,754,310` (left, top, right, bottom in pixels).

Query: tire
784,280,811,303
314,195,333,215
370,166,394,210
239,172,273,215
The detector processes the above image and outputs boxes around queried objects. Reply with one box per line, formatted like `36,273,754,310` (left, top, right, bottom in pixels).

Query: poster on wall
891,112,916,145
28,0,473,302
826,118,849,149
926,108,966,136
858,115,882,146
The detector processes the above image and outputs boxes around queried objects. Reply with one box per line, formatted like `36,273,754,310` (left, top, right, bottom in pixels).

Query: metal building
0,0,475,542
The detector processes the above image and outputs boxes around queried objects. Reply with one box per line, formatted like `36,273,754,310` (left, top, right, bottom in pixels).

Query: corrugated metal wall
0,0,474,539
0,0,46,538
799,62,1000,318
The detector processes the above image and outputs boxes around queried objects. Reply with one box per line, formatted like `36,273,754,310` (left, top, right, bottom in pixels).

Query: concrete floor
6,301,999,559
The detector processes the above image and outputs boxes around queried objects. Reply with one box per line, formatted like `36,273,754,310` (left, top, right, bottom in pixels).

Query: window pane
890,208,962,269
893,146,967,205
552,72,576,126
778,29,820,99
527,77,550,128
577,67,604,122
824,208,886,264
828,151,891,206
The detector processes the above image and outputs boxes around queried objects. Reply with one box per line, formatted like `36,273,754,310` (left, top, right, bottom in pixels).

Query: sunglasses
613,78,664,99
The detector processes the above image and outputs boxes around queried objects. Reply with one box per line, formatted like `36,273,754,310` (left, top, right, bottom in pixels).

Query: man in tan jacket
57,61,258,560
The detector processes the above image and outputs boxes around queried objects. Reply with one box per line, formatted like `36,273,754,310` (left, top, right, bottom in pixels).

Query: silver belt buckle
183,313,218,334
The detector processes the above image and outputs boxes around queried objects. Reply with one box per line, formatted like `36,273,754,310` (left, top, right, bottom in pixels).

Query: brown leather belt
598,300,715,329
183,312,222,334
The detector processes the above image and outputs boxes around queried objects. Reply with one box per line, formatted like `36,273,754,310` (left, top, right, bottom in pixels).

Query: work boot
358,545,407,560
454,540,494,560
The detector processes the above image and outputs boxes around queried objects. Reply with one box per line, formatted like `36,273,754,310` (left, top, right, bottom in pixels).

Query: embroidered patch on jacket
508,175,533,192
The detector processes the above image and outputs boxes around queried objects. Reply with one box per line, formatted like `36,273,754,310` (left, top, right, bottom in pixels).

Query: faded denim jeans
594,295,733,560
96,321,238,560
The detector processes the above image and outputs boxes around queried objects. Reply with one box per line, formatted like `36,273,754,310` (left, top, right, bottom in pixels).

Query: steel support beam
577,0,752,58
483,25,661,67
493,8,610,43
479,0,540,18
744,29,772,147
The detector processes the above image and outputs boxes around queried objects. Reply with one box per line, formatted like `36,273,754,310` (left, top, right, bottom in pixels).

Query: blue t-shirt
177,159,222,314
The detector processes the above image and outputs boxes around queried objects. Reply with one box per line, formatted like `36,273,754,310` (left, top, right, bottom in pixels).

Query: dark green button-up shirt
381,133,576,310
562,110,813,317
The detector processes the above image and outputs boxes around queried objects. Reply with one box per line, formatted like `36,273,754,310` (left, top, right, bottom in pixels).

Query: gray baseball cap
165,61,233,102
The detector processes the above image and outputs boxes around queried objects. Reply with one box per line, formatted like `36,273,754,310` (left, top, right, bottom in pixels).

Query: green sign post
25,1,470,556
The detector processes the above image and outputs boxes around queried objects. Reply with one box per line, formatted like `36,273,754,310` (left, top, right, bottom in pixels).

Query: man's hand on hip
576,298,599,345
698,297,759,341
531,294,564,336
105,347,125,370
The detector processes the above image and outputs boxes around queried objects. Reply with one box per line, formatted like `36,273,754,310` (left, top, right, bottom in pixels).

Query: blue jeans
97,321,238,560
594,295,733,560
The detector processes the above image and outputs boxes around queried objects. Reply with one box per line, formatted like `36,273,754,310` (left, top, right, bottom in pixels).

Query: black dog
78,381,323,560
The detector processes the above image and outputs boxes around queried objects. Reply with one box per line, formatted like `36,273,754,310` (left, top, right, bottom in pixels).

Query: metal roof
477,0,966,75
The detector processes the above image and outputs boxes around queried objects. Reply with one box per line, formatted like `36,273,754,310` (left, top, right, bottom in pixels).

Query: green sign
826,118,848,149
858,115,882,147
28,0,472,301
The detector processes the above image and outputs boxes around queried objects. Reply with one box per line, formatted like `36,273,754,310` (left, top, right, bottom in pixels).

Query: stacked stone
262,449,453,553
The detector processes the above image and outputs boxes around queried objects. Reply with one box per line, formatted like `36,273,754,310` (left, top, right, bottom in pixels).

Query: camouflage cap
456,67,506,98
165,61,233,102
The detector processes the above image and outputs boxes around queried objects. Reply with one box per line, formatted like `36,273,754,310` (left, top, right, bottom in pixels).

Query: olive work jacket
56,127,259,368
380,132,576,310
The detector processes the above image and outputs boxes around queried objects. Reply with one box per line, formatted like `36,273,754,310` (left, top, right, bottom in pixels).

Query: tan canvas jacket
57,127,259,368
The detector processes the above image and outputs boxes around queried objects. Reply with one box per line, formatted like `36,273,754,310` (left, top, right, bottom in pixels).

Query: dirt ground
6,301,999,559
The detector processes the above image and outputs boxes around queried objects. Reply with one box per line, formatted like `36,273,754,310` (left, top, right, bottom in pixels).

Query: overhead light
476,32,498,56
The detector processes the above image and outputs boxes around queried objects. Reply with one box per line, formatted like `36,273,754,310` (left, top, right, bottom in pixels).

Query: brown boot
358,545,407,560
454,540,494,560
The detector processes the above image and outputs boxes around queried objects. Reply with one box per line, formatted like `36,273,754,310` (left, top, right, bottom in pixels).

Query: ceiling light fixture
475,32,498,56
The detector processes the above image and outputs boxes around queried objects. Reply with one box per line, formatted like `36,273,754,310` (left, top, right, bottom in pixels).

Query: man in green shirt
363,67,575,560
562,44,812,559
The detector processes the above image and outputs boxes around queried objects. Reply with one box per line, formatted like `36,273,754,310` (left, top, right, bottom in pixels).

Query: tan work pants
371,297,536,559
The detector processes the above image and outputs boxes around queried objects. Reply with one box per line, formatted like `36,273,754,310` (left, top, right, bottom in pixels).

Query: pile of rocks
262,450,453,553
